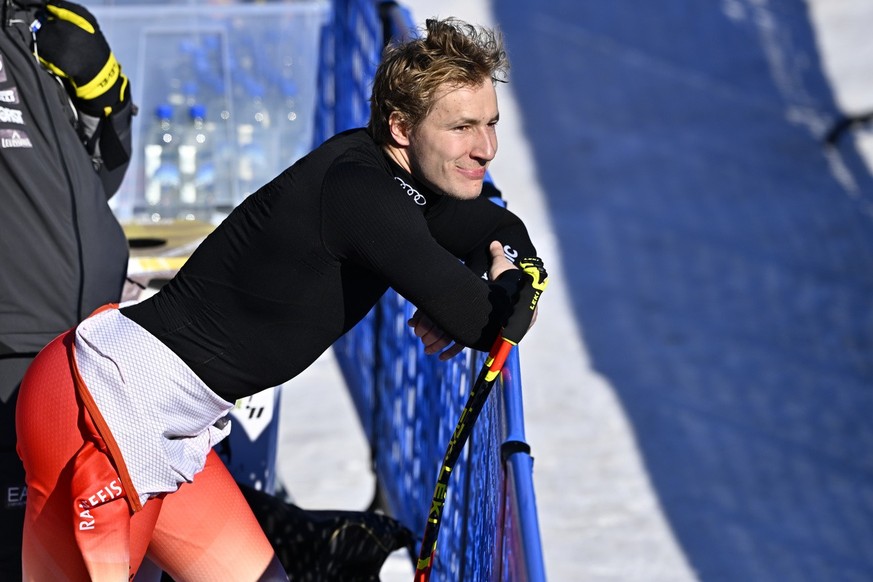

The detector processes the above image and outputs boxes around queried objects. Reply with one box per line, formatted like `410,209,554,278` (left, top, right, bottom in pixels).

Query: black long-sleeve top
122,128,538,401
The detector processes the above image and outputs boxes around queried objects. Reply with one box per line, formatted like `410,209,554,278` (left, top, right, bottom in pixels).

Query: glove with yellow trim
35,0,130,117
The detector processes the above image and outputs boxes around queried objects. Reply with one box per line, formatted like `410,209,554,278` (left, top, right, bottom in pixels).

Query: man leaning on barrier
15,16,545,581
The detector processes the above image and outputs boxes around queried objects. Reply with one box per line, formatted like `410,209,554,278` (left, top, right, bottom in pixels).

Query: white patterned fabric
74,308,234,507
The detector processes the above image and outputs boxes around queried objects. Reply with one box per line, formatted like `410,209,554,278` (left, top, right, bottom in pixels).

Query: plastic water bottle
235,79,274,201
199,75,236,214
277,78,308,166
178,103,216,222
143,104,181,222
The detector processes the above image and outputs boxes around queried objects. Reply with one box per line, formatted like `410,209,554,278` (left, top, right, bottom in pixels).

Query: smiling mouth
459,166,487,180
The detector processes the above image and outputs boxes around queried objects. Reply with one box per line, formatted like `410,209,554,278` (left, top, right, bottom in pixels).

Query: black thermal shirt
121,128,538,401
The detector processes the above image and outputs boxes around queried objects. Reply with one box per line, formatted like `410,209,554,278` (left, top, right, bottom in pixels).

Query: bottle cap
189,104,207,119
155,104,173,120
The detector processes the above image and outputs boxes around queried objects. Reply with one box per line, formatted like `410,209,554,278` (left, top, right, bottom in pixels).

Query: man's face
406,80,499,200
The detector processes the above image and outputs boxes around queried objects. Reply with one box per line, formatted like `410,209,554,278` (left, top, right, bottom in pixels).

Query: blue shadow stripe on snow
494,1,873,581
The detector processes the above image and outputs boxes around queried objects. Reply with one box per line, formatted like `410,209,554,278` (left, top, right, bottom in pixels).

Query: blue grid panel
367,290,531,582
460,369,504,582
313,20,335,146
333,308,377,441
334,0,381,132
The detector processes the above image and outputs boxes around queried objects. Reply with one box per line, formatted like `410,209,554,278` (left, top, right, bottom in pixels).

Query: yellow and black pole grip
483,257,549,382
34,0,130,117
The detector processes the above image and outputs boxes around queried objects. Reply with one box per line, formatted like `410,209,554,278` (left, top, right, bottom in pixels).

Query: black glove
501,256,548,344
35,0,130,117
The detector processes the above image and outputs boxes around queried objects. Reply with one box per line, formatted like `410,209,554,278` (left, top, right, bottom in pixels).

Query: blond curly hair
368,17,508,145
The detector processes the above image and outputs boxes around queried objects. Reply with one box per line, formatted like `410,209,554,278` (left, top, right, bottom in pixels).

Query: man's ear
388,111,411,147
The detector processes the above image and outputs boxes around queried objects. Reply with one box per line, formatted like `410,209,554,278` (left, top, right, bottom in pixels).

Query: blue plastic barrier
315,2,548,580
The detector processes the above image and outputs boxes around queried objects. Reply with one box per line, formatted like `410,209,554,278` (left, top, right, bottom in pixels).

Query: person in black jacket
0,0,134,577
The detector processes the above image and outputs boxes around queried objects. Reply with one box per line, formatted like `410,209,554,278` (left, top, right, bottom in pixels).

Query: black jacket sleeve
76,98,135,198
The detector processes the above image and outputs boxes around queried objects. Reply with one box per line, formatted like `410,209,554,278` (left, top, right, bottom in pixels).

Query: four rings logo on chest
394,176,427,206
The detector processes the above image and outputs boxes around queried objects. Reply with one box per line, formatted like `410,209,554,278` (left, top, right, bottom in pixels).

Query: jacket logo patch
0,88,19,104
0,105,24,125
0,129,32,149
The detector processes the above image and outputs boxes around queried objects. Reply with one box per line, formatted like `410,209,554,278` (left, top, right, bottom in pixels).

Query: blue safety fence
315,2,547,580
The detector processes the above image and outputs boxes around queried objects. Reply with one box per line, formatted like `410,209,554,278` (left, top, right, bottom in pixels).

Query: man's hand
407,241,541,359
488,240,516,281
491,242,541,333
35,0,130,117
407,310,465,361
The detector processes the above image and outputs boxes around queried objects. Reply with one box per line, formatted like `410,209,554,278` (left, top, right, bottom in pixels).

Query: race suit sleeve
322,161,539,352
428,192,537,280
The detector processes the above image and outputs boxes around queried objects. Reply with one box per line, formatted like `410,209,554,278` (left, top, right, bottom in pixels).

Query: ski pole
414,257,548,582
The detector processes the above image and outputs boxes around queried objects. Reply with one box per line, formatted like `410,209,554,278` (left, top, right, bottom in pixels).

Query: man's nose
472,127,497,161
